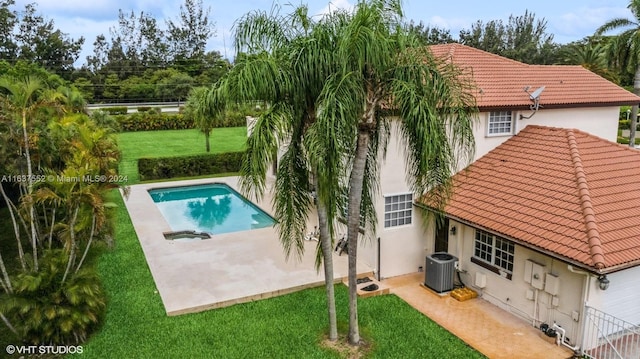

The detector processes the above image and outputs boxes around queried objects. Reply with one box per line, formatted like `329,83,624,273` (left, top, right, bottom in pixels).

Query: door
434,217,449,253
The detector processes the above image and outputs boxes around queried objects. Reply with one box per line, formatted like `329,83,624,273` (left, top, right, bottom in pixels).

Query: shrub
618,120,640,131
136,106,152,112
101,106,128,115
0,249,106,345
90,110,121,132
138,151,244,180
116,113,195,132
619,120,630,130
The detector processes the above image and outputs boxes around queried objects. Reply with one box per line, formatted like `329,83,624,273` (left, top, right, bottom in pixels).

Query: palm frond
273,142,312,261
239,102,292,200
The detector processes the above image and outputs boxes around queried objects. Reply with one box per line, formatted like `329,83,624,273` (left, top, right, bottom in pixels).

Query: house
363,43,639,279
354,44,640,353
416,125,640,354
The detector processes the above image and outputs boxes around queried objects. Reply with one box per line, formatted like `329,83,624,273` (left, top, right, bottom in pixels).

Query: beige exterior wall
451,222,596,345
473,107,619,162
357,121,431,278
359,106,620,279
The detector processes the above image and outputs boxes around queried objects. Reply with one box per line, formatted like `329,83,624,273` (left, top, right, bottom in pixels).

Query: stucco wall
452,222,588,345
357,121,432,278
473,107,619,162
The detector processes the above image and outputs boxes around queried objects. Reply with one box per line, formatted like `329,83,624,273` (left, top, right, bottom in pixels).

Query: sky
11,0,634,65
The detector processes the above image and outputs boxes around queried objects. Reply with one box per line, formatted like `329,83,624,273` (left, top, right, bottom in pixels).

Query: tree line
0,1,635,106
0,0,230,103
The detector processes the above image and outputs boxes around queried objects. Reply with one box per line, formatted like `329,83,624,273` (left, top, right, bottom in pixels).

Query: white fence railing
582,306,640,359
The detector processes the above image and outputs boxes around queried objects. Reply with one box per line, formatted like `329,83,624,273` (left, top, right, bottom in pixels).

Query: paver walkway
384,273,575,359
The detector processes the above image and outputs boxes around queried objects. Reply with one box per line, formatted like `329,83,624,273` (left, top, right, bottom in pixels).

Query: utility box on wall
544,273,560,295
524,260,546,289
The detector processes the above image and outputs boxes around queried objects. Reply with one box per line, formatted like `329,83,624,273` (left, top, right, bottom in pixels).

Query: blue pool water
148,183,276,235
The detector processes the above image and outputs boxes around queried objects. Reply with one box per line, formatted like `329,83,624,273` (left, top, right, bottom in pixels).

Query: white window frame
472,229,515,278
384,193,413,228
487,111,514,136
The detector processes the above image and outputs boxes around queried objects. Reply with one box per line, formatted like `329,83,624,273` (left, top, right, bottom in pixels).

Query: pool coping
122,176,373,315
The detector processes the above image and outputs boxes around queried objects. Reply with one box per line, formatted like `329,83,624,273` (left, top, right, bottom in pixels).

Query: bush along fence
138,151,245,181
114,112,247,132
116,113,194,131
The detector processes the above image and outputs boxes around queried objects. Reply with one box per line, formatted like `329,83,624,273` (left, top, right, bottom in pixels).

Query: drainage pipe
376,237,381,281
552,323,580,352
533,289,539,327
567,265,591,355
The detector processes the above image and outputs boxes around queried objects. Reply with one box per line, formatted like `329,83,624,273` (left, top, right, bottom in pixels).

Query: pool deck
123,176,372,316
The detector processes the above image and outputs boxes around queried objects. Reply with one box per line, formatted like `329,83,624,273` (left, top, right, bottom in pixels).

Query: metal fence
582,306,640,359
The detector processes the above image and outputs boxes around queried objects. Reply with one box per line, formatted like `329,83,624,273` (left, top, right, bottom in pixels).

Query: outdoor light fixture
597,275,610,291
450,226,457,235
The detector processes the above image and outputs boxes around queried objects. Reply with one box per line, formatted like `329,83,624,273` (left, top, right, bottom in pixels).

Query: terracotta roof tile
430,44,640,110
420,125,640,272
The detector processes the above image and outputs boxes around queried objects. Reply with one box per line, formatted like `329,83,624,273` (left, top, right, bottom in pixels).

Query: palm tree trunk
205,131,211,152
62,207,79,284
630,66,640,147
75,214,96,273
0,313,17,336
316,195,338,341
0,251,12,294
22,110,38,271
0,182,26,271
346,129,370,346
48,207,56,249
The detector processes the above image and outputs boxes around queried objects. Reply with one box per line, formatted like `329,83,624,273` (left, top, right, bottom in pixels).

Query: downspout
567,264,591,356
376,237,381,281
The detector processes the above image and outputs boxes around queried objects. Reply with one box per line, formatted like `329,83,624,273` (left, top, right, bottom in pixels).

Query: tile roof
420,125,640,273
429,44,640,110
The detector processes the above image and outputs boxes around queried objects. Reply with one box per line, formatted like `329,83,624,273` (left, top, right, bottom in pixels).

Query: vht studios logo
5,345,83,355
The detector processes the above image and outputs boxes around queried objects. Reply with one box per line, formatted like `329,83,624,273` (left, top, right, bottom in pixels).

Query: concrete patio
382,272,575,359
123,176,372,316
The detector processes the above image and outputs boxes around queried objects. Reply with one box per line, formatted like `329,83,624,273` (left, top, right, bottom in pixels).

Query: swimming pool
148,183,276,235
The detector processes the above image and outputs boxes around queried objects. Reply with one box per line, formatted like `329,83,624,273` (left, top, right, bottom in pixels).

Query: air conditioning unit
425,252,458,293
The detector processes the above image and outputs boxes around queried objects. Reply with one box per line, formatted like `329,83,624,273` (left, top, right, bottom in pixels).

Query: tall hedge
116,113,194,131
115,112,246,132
138,151,245,181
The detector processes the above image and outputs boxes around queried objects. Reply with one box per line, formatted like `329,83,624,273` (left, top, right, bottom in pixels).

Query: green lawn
74,191,485,358
117,127,247,184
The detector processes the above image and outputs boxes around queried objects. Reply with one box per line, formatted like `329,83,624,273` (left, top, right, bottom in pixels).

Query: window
472,229,514,278
487,111,513,136
384,194,413,228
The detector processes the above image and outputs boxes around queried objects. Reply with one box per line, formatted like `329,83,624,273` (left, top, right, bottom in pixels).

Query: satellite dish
520,85,546,120
529,86,545,100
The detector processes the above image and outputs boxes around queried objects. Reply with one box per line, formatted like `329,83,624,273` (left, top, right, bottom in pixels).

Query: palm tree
560,40,618,83
58,85,88,114
185,86,218,152
0,76,62,271
596,0,640,146
315,0,477,344
193,5,347,341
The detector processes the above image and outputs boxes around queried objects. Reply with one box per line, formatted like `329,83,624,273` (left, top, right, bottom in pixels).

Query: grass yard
117,127,247,184
74,190,485,358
